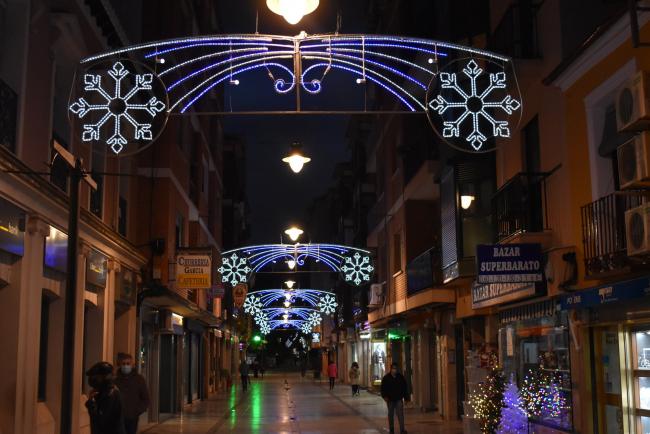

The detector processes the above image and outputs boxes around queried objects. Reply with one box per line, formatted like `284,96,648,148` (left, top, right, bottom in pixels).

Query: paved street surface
143,373,463,434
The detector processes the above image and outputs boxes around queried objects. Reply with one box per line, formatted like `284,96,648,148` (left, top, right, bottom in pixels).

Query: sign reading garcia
476,243,543,284
176,249,212,289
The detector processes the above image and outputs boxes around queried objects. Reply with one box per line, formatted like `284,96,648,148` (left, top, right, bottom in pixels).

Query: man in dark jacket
85,361,126,434
380,363,409,434
115,353,150,434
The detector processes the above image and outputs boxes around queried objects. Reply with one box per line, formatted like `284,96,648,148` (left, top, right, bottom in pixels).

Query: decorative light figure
287,259,297,270
284,300,292,308
282,143,311,173
266,0,319,25
284,226,304,241
284,280,296,289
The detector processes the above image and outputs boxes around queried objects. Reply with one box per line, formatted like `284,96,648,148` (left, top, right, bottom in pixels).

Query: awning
559,275,650,310
138,285,221,327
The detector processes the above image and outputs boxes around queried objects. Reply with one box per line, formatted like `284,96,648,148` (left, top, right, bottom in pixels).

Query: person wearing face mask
114,353,150,434
85,361,126,434
380,363,409,434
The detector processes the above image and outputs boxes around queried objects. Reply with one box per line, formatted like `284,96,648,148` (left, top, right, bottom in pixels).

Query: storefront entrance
590,326,624,434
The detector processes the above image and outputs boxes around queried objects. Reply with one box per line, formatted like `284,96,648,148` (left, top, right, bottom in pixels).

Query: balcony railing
581,192,644,277
406,247,442,296
0,78,17,152
493,172,550,241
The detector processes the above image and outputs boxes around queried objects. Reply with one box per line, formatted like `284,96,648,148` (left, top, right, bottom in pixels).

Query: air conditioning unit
368,282,384,306
617,132,650,189
626,203,650,256
616,71,650,132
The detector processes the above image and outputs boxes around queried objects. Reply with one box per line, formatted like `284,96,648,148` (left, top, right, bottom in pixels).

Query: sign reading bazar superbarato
176,250,212,289
476,243,543,284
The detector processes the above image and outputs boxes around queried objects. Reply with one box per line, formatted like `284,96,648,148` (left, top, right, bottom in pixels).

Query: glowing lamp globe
282,154,311,173
285,280,295,289
284,227,304,241
267,0,319,25
287,259,297,270
460,195,475,210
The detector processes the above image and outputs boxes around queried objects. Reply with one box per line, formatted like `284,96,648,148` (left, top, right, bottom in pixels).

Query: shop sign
471,281,538,309
233,283,247,308
45,226,67,272
476,243,543,284
312,332,320,343
560,276,650,310
0,198,24,257
176,250,212,289
212,283,225,298
86,249,107,288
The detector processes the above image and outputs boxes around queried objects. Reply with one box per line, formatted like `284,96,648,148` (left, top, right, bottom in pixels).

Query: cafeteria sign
176,250,212,289
476,243,543,284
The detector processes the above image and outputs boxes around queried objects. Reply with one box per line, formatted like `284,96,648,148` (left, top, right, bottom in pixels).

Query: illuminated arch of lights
70,33,521,155
218,244,373,287
243,288,337,310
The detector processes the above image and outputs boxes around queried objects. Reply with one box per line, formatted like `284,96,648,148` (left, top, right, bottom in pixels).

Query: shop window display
371,342,386,384
498,312,573,431
631,330,650,432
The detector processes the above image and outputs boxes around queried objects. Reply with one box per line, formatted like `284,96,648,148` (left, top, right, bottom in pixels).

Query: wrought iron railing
493,172,549,241
0,78,17,152
581,192,644,277
406,246,442,295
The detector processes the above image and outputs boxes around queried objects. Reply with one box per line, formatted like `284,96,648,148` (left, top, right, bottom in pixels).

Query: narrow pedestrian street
143,373,462,434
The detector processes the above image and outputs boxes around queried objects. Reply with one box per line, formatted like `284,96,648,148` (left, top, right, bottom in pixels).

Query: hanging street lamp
284,226,304,242
282,142,311,173
266,0,319,25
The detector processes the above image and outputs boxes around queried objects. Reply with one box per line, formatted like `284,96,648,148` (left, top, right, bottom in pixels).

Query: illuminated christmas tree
497,375,528,434
521,369,568,422
469,368,505,434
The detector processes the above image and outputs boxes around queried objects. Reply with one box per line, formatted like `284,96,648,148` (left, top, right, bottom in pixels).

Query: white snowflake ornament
69,62,166,154
307,311,322,327
243,295,262,315
429,60,520,151
318,294,338,315
218,253,251,286
340,252,374,286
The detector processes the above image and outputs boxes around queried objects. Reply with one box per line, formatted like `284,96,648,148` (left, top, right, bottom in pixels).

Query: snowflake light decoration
318,294,338,315
340,252,374,286
243,295,262,315
300,322,313,334
69,62,166,154
429,60,520,151
260,323,271,335
307,311,322,327
218,253,251,286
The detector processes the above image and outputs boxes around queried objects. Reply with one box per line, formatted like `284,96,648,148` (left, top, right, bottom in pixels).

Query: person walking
115,353,150,434
349,362,361,396
381,363,409,434
260,362,266,378
252,360,259,378
239,359,250,392
85,361,126,434
327,360,338,391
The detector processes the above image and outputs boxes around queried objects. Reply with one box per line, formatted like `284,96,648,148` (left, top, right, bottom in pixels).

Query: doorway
591,326,624,434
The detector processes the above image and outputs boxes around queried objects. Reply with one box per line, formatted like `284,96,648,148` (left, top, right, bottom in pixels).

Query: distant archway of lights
69,33,522,155
218,244,373,287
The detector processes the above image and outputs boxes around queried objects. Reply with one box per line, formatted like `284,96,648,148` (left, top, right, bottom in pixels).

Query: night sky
216,0,371,244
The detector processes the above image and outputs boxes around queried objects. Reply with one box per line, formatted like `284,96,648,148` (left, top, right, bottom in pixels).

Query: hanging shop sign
86,249,107,289
476,243,543,284
175,249,212,289
471,281,541,309
118,269,136,305
45,226,67,272
211,283,225,299
0,198,24,257
233,283,248,308
560,275,650,310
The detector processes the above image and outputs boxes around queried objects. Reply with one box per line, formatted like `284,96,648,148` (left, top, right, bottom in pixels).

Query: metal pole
60,160,82,434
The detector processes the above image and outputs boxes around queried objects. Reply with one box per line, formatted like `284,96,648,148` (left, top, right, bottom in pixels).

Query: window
202,157,209,195
118,160,129,237
522,116,540,174
38,295,50,401
175,214,185,249
0,78,18,152
118,196,127,237
90,146,105,218
392,232,402,275
632,330,650,431
490,0,540,59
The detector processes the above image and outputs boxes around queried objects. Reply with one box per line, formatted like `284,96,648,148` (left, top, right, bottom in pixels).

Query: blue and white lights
74,34,521,153
69,61,166,154
218,244,373,287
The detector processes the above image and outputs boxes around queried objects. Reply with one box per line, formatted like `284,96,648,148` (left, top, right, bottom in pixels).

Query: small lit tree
469,368,505,434
497,375,528,434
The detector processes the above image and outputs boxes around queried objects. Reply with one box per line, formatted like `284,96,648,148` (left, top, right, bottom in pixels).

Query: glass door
593,327,623,434
631,329,650,433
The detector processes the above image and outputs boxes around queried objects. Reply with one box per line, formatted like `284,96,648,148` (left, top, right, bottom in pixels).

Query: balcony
581,192,645,278
0,78,17,152
406,247,442,296
493,172,550,242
